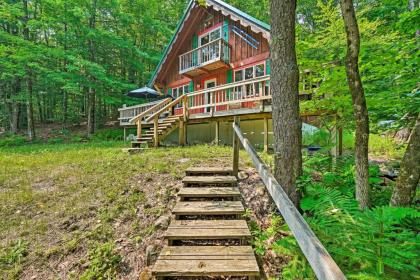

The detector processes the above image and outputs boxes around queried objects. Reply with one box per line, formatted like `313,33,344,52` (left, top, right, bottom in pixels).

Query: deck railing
232,117,346,280
118,100,163,126
179,38,231,74
186,75,271,115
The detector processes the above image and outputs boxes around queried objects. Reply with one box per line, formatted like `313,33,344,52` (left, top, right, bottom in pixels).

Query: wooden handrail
232,117,346,280
129,98,171,124
145,95,185,123
187,75,270,97
118,100,162,112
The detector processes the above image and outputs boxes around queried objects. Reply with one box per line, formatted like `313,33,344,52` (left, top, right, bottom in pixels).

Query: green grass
0,142,243,279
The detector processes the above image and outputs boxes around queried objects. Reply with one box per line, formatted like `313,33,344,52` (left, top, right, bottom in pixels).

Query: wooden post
183,95,189,121
263,117,269,153
136,120,142,139
232,116,240,177
215,121,220,145
338,126,343,156
179,120,185,146
154,117,159,148
123,127,127,141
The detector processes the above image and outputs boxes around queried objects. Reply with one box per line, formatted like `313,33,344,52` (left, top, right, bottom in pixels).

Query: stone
145,244,159,266
255,185,266,197
238,171,249,180
154,215,170,230
139,267,152,280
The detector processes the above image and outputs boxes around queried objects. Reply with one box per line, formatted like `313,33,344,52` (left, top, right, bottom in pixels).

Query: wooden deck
152,167,260,279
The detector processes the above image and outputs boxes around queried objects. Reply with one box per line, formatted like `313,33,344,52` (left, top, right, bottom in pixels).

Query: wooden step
178,187,241,199
165,220,251,241
173,201,244,216
138,137,153,141
183,176,237,187
186,167,234,176
152,246,259,278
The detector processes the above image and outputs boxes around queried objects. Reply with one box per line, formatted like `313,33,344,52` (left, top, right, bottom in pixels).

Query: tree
390,113,420,206
339,0,370,210
270,0,302,207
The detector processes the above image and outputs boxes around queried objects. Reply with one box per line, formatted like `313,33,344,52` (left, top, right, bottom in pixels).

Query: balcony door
199,27,221,64
204,78,217,113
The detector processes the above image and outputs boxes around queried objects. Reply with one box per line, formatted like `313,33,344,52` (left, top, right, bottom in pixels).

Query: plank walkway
152,167,260,279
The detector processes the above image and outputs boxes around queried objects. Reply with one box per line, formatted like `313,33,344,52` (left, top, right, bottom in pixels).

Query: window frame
198,26,222,47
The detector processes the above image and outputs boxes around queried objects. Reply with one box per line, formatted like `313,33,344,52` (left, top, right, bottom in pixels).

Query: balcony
179,38,231,77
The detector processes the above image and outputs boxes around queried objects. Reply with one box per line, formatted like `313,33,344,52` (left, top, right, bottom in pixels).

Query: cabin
119,0,327,151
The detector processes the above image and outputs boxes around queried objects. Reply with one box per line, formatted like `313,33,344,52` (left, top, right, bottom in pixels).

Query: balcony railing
118,100,164,126
186,75,271,115
179,38,231,76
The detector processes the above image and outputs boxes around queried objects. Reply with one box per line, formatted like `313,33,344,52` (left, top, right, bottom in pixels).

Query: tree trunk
8,78,21,134
23,0,36,140
26,74,36,140
390,113,420,206
270,0,302,207
340,0,370,210
87,0,97,137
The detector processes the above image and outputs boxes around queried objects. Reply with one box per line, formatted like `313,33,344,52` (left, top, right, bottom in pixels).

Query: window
171,84,190,109
255,64,264,77
233,62,266,97
234,70,243,82
199,27,221,46
245,67,254,80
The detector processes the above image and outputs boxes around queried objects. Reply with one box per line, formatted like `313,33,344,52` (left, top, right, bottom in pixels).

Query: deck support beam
154,117,159,147
136,120,142,139
179,120,185,146
263,117,269,153
123,127,127,141
215,121,220,145
232,117,240,177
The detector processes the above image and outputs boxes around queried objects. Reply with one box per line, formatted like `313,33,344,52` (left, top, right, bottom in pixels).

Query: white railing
186,75,271,115
118,100,164,126
179,38,231,74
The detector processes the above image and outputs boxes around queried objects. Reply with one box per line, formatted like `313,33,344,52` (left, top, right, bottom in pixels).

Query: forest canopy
0,0,418,136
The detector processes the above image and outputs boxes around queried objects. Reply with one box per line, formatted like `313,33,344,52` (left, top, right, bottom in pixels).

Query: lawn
0,142,244,279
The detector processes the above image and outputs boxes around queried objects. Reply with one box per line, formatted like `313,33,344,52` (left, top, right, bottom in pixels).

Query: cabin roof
148,0,270,88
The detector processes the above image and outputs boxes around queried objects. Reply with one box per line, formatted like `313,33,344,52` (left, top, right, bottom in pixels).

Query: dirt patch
239,167,291,278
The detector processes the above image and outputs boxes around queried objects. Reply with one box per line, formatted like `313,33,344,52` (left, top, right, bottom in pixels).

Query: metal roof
148,0,271,88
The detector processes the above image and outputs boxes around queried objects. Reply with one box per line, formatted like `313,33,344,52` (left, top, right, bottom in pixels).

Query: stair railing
145,95,187,147
128,98,172,139
232,116,346,280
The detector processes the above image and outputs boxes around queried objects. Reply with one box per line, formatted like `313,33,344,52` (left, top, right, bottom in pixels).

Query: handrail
129,98,171,124
232,117,346,280
188,75,270,97
118,100,161,112
145,95,185,123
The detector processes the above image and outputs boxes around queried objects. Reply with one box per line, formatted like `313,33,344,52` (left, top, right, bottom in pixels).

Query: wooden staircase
152,167,260,279
132,115,180,148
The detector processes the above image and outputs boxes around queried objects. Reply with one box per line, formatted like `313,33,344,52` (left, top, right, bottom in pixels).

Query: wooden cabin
119,0,321,150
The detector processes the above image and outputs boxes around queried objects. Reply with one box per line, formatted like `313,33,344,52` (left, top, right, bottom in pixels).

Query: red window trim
233,60,266,72
197,22,223,37
168,79,191,89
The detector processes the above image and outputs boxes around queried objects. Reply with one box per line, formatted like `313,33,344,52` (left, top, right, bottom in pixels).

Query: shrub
80,242,122,280
0,134,28,147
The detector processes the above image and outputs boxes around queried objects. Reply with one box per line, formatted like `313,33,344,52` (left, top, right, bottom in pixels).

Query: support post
215,121,220,145
338,126,343,156
263,117,269,153
154,117,159,148
136,120,142,139
179,120,185,146
232,116,240,177
123,127,127,141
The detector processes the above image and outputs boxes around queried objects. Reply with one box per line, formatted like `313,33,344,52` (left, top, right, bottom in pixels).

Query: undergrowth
252,153,419,279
